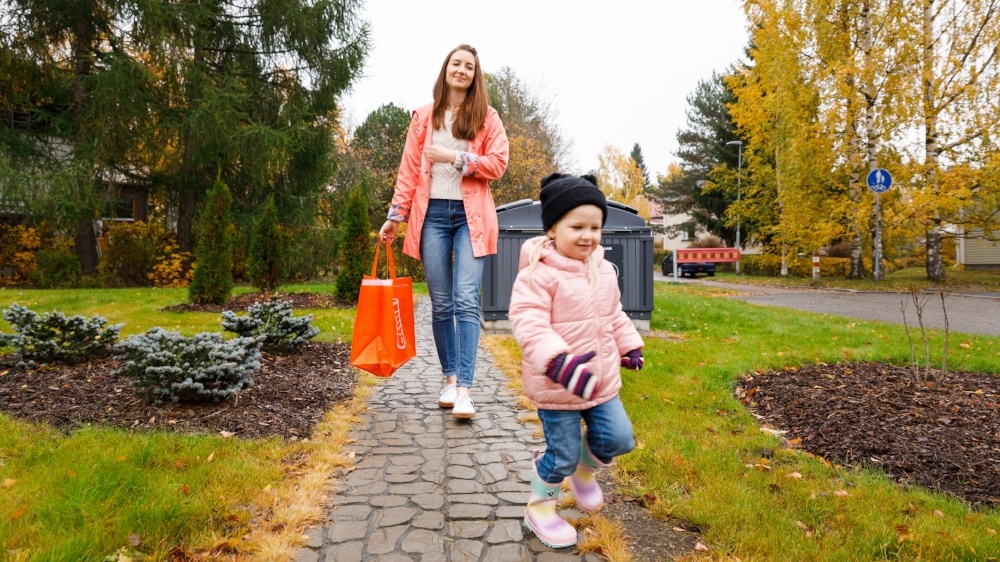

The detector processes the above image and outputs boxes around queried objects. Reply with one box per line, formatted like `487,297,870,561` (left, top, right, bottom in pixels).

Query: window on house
104,195,135,220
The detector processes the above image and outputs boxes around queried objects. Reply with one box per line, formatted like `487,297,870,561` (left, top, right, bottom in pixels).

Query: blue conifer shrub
221,297,319,351
114,328,263,403
0,303,122,368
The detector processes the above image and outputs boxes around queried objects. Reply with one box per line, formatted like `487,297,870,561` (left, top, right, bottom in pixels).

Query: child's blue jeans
535,396,635,484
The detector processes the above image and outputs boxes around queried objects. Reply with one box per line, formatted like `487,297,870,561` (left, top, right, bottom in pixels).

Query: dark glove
546,351,598,400
621,349,644,370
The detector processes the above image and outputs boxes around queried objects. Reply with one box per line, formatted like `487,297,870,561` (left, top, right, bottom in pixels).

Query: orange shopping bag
349,241,416,377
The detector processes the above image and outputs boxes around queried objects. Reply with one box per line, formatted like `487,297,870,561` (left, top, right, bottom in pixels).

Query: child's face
547,205,603,261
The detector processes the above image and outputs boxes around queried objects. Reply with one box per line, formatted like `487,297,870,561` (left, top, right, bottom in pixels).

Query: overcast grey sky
339,0,749,180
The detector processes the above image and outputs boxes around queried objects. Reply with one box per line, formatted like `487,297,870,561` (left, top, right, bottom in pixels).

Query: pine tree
249,195,284,292
335,186,373,303
189,180,235,305
1,0,371,270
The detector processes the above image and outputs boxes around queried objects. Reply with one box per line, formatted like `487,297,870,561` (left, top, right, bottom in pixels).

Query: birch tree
912,0,1000,280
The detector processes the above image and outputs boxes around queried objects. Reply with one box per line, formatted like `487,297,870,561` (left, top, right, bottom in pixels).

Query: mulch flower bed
2,292,358,439
0,342,356,440
738,362,1000,507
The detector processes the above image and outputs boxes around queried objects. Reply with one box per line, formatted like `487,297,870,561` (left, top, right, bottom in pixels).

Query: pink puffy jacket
508,236,645,411
388,102,509,260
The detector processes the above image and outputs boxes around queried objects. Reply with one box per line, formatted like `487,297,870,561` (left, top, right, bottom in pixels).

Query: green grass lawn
2,279,998,559
708,266,1000,292
0,282,364,561
620,282,1000,559
0,282,360,341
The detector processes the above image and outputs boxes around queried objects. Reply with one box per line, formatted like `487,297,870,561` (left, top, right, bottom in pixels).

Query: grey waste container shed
481,198,654,331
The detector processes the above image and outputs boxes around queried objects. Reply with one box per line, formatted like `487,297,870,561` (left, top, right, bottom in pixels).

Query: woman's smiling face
445,49,476,92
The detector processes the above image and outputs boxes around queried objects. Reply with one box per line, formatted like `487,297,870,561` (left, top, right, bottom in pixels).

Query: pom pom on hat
539,173,608,232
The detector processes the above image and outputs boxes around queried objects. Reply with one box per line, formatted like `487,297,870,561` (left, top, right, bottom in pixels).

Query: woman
378,44,509,420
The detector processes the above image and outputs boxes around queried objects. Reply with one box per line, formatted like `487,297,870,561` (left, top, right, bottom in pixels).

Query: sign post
812,251,820,284
866,168,892,282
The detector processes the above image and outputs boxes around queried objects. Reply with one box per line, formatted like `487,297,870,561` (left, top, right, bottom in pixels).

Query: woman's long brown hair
432,44,489,140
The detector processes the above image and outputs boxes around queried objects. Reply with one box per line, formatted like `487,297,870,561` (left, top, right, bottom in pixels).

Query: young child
508,173,645,549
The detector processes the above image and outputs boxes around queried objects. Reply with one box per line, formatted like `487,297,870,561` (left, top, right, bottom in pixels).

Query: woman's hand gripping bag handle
349,240,416,377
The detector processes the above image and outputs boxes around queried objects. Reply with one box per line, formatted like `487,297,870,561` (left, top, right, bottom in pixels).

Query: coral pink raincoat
388,102,509,260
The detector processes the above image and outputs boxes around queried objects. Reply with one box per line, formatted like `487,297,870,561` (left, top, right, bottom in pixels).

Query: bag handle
370,239,397,280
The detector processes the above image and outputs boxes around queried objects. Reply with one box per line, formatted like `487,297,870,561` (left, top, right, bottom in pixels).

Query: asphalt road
654,273,1000,337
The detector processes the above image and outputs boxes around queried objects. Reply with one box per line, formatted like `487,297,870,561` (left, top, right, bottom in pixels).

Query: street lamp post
726,140,742,274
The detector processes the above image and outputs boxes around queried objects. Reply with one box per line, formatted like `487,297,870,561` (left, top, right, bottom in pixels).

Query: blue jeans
535,396,635,484
420,199,486,388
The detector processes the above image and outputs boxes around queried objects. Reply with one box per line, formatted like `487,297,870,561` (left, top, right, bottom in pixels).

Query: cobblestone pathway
294,297,602,562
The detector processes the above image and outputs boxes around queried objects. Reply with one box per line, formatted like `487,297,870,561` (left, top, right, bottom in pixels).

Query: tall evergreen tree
248,195,284,293
350,103,411,228
189,180,234,305
1,0,370,273
146,0,371,254
631,143,651,189
0,0,163,273
334,186,372,303
652,71,741,244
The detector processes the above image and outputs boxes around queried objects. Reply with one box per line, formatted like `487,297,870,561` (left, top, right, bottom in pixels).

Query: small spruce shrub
189,180,235,305
248,195,285,292
0,303,123,368
114,328,262,403
221,297,319,351
335,186,373,303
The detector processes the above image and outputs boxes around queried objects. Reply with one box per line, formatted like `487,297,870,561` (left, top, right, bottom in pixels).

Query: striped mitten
621,349,644,370
546,351,598,400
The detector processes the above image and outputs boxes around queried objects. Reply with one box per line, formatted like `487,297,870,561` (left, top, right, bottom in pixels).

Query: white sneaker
439,384,457,408
453,395,476,419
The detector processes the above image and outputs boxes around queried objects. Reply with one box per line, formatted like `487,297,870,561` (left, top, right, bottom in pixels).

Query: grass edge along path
0,284,372,560
491,282,1000,561
236,374,377,560
0,377,376,561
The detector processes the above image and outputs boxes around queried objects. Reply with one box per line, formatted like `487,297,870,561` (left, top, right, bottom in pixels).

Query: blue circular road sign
867,168,892,193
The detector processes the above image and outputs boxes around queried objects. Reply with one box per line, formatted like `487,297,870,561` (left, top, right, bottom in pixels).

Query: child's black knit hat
538,173,608,232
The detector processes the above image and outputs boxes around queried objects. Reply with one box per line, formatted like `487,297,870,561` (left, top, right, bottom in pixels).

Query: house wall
960,228,1000,270
657,211,703,251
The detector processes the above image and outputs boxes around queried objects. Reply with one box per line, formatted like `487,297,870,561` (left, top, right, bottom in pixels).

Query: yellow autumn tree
731,0,846,269
489,123,557,204
733,0,917,278
486,68,569,204
595,145,652,218
909,0,1000,280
